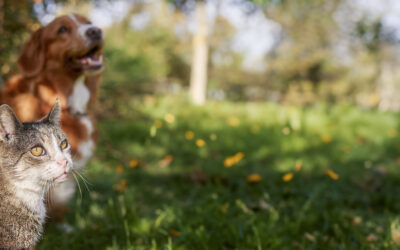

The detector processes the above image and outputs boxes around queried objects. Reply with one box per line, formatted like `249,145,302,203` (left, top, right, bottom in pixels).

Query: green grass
38,96,400,249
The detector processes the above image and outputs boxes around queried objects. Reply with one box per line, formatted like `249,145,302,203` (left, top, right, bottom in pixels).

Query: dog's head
18,14,104,77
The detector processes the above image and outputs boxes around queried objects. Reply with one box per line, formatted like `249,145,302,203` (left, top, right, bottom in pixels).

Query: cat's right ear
41,99,61,126
0,105,22,142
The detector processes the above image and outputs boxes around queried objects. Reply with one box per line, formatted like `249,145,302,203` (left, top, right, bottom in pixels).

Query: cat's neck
12,179,47,221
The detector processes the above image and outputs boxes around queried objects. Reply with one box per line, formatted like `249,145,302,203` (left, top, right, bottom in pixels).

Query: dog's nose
86,27,102,40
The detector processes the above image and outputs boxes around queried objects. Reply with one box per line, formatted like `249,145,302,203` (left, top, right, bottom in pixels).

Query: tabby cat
0,101,72,249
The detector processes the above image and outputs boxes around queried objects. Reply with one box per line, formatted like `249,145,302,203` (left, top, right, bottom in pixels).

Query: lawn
38,96,400,249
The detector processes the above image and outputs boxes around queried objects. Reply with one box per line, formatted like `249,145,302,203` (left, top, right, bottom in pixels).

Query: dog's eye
57,26,69,34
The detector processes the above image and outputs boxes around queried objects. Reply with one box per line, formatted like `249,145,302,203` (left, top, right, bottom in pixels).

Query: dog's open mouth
71,45,104,73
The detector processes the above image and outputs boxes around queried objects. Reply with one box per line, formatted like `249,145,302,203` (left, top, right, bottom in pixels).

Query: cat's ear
42,99,61,125
0,105,22,142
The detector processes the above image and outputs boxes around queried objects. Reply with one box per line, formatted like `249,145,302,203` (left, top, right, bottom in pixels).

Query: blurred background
4,0,400,110
3,0,400,249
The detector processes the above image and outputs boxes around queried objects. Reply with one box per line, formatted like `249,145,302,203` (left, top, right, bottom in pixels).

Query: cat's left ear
0,104,22,142
41,99,61,125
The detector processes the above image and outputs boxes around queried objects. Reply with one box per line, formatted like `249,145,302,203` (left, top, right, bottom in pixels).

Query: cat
0,101,73,249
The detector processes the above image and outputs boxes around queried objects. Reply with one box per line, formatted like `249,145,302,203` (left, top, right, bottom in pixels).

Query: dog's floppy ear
18,28,45,78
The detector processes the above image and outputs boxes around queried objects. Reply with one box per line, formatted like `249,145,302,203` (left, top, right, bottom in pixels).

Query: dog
2,13,104,222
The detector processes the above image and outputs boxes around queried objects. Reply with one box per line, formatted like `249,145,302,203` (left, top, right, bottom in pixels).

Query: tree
189,0,208,105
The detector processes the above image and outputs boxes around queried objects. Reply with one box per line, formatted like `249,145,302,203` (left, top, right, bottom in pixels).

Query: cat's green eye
31,146,45,156
60,140,68,150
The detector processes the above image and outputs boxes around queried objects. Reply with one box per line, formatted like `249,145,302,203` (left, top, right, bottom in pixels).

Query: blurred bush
3,0,400,111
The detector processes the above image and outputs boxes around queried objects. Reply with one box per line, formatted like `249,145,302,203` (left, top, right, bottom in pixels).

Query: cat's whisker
71,172,82,198
72,170,92,190
71,170,91,193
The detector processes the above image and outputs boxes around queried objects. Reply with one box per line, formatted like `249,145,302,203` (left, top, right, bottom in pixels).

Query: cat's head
0,101,72,185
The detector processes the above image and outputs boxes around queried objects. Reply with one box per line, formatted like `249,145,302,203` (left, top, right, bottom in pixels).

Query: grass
38,95,400,249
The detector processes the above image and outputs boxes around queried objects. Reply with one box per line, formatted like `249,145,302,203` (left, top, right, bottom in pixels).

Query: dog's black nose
86,27,102,40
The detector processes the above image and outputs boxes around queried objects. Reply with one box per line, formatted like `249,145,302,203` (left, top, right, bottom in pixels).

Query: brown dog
2,13,104,222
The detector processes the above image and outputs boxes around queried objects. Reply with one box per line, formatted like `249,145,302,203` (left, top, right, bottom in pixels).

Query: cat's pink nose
56,158,68,170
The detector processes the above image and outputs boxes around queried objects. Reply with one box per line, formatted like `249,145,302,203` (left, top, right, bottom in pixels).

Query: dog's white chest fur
68,76,90,114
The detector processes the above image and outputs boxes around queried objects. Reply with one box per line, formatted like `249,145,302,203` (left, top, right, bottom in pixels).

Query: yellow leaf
247,173,262,183
282,172,294,182
115,165,124,174
185,130,195,140
159,155,173,168
223,152,244,168
321,135,332,143
224,157,235,168
326,169,339,180
113,179,127,192
343,145,351,153
164,114,175,123
129,159,139,168
196,139,206,147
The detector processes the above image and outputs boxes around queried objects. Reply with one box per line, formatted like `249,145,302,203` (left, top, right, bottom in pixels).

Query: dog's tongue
80,55,102,66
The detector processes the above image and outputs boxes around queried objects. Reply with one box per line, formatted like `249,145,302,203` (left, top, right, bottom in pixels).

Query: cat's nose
56,158,68,171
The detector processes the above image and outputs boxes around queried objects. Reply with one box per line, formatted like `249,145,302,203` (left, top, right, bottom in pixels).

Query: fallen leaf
115,165,124,174
164,114,175,123
321,135,332,143
224,152,244,168
247,173,262,183
185,130,194,140
113,179,127,192
159,155,174,168
196,139,206,147
326,169,339,180
283,172,294,182
129,159,139,168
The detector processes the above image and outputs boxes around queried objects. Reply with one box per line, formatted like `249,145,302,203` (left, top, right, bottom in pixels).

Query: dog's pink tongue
80,58,88,65
87,55,103,66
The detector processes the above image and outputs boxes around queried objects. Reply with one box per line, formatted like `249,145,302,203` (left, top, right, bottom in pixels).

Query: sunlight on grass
38,96,400,249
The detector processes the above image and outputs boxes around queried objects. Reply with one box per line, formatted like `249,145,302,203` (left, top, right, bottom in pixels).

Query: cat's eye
60,140,68,150
31,146,45,157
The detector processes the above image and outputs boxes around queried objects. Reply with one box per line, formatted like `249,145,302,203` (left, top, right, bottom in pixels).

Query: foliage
39,95,400,249
0,0,38,81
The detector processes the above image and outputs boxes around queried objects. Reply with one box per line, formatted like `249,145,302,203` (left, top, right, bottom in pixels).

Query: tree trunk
189,0,208,105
